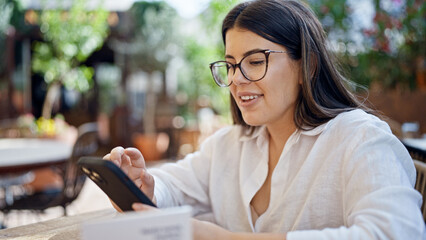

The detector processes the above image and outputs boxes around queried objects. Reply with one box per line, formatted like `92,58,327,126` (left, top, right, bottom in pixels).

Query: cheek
265,75,300,102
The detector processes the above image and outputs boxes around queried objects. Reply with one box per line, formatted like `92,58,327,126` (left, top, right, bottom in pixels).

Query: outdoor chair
413,160,426,222
2,122,99,217
402,141,426,222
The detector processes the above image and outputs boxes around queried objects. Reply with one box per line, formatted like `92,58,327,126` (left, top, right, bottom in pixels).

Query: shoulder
318,109,404,162
325,109,415,184
326,109,392,138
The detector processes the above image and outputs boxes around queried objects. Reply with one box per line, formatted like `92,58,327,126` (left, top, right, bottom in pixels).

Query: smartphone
77,156,157,211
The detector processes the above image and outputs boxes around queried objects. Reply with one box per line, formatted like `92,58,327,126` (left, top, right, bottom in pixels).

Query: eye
249,60,266,66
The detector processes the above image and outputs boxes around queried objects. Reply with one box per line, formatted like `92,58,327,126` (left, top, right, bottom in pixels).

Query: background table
402,137,426,163
0,138,73,174
403,138,426,151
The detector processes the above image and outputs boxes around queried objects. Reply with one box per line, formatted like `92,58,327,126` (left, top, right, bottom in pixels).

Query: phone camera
82,167,106,184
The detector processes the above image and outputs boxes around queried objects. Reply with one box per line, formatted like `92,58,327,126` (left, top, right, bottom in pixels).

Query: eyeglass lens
211,51,267,87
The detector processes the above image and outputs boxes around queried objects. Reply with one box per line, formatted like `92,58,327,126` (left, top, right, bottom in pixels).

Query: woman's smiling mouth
240,95,259,101
238,94,264,105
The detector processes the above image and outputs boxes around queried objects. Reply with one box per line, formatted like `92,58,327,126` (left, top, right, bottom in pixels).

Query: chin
242,116,264,127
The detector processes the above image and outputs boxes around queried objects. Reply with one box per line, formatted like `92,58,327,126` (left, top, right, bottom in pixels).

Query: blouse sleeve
148,127,223,216
288,120,425,240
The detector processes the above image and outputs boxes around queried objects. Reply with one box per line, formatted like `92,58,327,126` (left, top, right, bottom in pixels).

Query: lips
237,93,263,104
240,95,259,102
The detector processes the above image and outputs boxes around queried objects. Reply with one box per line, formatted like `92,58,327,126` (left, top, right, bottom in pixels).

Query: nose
231,66,250,86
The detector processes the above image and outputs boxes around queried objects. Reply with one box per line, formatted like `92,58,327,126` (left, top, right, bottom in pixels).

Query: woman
105,0,425,239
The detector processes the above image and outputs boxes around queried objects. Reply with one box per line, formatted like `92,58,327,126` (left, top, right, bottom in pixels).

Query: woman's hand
103,147,156,211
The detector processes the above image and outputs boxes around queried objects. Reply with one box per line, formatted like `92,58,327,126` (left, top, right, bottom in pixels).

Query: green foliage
0,0,14,78
347,0,425,90
179,0,241,121
308,0,425,90
131,1,168,28
0,0,13,35
31,0,109,92
127,1,179,72
9,0,32,34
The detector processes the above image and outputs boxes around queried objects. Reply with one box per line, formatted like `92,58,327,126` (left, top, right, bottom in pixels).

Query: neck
268,126,296,156
266,117,297,155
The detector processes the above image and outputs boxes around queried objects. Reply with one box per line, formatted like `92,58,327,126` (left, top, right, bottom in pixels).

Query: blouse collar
238,120,331,142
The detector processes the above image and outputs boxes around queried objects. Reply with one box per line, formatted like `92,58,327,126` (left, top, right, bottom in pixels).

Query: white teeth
240,95,259,100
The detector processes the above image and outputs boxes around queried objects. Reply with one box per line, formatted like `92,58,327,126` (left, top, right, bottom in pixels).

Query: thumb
132,203,146,211
132,203,157,212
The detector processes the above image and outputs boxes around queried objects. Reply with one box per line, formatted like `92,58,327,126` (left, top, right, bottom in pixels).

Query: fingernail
114,160,119,166
132,203,144,210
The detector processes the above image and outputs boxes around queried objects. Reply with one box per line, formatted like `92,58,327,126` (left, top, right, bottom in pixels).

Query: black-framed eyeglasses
209,49,286,87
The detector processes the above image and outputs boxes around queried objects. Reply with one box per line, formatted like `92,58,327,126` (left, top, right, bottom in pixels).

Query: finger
138,168,155,200
133,168,151,189
120,153,131,167
141,168,154,186
110,147,125,166
132,203,157,212
103,153,111,160
124,148,146,168
110,199,123,213
132,203,145,211
120,154,132,175
128,164,150,185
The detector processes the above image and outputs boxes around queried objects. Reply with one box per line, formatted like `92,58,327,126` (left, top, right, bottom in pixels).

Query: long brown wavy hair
222,0,372,130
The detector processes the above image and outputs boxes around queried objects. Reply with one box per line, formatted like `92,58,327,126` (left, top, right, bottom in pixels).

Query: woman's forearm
192,219,231,240
230,232,286,240
192,219,286,240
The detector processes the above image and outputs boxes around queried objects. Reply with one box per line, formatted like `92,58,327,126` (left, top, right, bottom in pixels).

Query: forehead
225,27,284,57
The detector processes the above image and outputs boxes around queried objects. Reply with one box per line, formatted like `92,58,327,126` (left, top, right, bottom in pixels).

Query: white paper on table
81,206,192,240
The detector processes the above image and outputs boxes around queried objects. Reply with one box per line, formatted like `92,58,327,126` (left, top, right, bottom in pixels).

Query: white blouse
150,109,425,239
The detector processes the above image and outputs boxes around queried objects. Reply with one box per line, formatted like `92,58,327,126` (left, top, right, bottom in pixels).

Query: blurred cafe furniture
0,172,34,212
0,122,99,226
402,138,426,163
402,136,426,222
413,160,426,222
0,138,73,174
0,138,73,216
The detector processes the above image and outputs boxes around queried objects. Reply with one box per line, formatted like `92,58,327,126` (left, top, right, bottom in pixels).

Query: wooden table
0,209,116,239
0,138,73,174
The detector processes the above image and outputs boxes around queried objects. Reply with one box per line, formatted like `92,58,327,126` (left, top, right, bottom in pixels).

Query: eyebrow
225,48,265,60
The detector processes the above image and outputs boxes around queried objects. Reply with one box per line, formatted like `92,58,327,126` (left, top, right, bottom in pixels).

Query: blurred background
0,0,425,230
0,0,425,158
